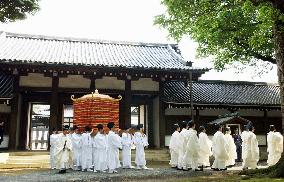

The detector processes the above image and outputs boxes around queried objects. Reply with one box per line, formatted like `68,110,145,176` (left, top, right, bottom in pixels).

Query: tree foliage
0,0,40,23
154,0,284,70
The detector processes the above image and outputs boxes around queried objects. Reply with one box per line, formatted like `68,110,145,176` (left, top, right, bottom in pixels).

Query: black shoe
182,169,189,171
58,169,66,174
188,168,192,170
220,168,227,171
195,168,203,171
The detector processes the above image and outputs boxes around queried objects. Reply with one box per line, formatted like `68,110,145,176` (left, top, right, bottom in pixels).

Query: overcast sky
0,0,278,83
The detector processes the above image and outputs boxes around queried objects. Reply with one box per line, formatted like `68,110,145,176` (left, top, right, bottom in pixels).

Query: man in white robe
169,123,182,168
198,126,212,167
179,121,190,170
93,124,108,172
55,126,73,174
184,121,201,171
267,125,283,166
224,127,237,167
121,128,133,169
133,124,149,169
71,125,82,171
50,128,58,169
107,122,122,173
212,124,229,171
80,125,93,172
241,124,250,169
243,126,259,169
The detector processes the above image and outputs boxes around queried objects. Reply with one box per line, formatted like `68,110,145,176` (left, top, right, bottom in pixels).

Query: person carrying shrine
243,125,259,170
107,122,122,173
71,125,82,171
80,125,93,172
169,123,182,169
267,125,283,166
179,120,190,170
55,125,73,174
232,128,242,162
212,124,229,171
121,127,134,169
50,128,58,169
198,126,212,168
133,124,149,169
93,124,108,172
224,127,237,167
184,121,202,171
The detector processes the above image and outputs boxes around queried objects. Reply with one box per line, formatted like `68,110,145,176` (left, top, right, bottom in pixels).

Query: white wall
96,76,124,90
20,73,52,87
267,110,281,117
59,75,90,88
0,104,11,113
238,109,264,117
153,96,160,148
131,78,159,91
199,109,229,116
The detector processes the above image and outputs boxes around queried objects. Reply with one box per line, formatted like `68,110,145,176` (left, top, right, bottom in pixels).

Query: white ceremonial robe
212,131,229,170
71,133,82,169
121,133,133,168
50,133,59,169
55,133,73,170
243,131,259,169
169,131,182,168
241,130,250,161
179,128,190,169
93,133,108,171
133,132,149,167
107,131,122,171
224,133,237,166
184,128,200,170
198,132,212,167
267,131,283,166
81,132,93,170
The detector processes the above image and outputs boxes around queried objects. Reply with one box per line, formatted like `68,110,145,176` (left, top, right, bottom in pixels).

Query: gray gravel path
0,168,213,182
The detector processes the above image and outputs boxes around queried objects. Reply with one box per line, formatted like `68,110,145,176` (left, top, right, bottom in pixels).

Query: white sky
0,0,278,83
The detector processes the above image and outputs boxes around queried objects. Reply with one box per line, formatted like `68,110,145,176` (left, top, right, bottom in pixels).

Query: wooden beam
18,98,29,150
8,74,20,150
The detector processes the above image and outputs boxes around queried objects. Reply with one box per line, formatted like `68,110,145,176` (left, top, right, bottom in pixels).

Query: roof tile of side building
0,74,13,99
164,80,280,106
0,32,207,72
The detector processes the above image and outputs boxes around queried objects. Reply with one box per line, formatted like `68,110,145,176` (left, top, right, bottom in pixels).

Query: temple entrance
131,105,146,132
29,103,50,150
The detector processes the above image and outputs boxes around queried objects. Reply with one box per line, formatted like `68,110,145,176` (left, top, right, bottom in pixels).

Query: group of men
49,122,149,174
169,121,283,171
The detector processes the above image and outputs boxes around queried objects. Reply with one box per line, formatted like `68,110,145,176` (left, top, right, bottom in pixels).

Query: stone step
0,163,50,169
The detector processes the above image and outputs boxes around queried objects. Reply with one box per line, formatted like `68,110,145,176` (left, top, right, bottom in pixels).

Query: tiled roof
0,32,206,71
164,80,280,107
207,116,250,125
0,74,13,99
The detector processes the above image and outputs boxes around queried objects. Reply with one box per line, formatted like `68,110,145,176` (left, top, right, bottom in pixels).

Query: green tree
0,0,40,23
155,0,284,177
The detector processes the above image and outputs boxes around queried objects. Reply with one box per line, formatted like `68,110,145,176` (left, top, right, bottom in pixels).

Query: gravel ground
0,168,213,182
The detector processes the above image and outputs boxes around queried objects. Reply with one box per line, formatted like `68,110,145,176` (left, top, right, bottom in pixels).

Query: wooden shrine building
164,80,281,146
0,32,208,150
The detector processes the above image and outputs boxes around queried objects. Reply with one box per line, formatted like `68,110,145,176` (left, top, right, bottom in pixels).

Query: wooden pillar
9,72,20,150
90,77,96,90
124,79,131,129
57,102,63,130
196,109,200,124
159,81,165,148
50,74,59,133
147,99,154,148
18,97,29,150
